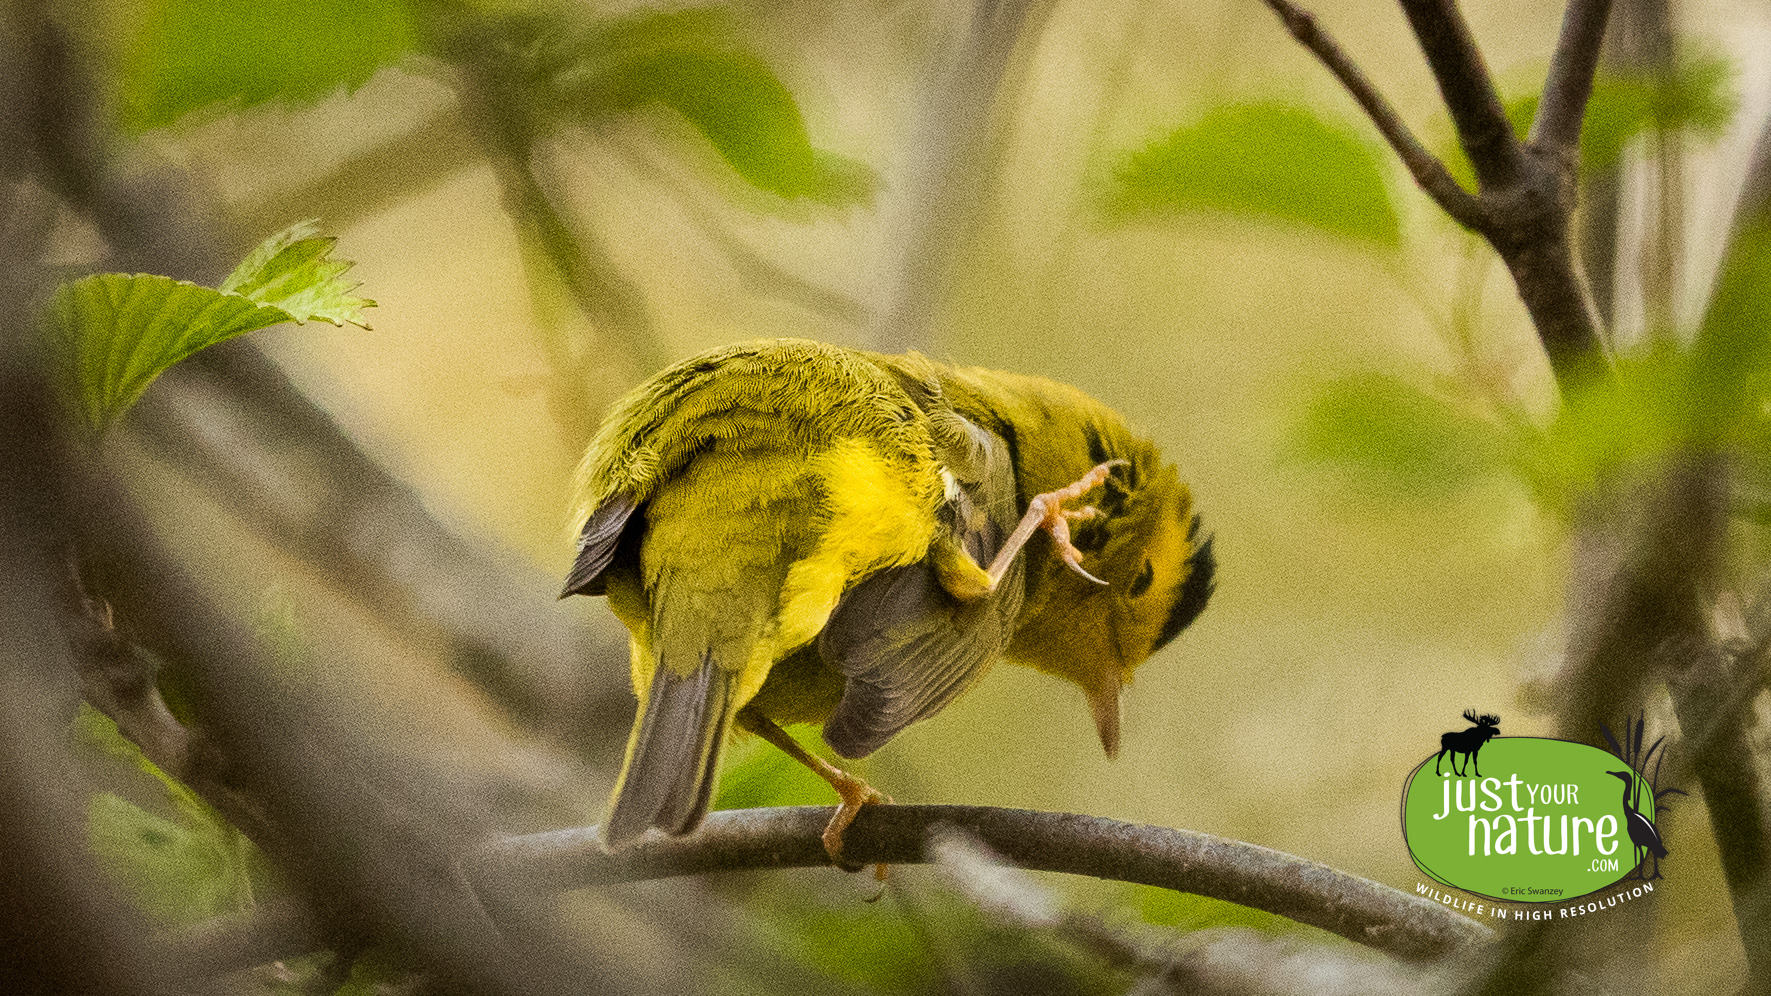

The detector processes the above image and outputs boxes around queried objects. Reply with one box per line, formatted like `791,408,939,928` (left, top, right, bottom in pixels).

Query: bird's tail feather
602,654,736,848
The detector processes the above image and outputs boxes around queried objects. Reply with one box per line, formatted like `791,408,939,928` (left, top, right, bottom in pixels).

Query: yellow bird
562,339,1214,861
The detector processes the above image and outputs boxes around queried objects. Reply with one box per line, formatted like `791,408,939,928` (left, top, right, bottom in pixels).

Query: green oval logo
1401,737,1657,902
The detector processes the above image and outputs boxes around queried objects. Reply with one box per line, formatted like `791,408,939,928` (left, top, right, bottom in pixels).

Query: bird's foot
985,460,1125,586
822,769,892,876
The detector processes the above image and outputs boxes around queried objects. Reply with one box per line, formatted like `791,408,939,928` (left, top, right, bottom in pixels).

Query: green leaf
220,219,375,325
1528,348,1707,509
1108,102,1400,246
120,0,418,130
89,793,243,926
1291,374,1518,498
50,222,371,434
1691,214,1771,429
77,707,271,927
548,9,875,205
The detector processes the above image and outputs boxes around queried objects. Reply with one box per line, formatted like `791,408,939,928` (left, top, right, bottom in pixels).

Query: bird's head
947,370,1215,759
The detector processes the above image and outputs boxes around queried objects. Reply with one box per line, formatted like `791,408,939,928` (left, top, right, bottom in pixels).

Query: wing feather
818,415,1024,759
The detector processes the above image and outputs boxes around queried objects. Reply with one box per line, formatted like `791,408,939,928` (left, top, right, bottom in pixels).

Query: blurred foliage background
12,0,1771,991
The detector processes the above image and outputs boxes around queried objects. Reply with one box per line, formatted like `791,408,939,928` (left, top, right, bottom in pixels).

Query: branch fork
1262,0,1613,384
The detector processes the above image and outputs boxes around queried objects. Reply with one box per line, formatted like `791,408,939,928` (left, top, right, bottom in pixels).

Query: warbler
562,339,1214,861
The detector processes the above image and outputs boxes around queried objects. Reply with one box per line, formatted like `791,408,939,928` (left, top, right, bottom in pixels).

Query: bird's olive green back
570,339,940,526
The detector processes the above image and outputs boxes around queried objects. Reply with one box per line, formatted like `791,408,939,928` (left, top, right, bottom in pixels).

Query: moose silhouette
1434,710,1500,777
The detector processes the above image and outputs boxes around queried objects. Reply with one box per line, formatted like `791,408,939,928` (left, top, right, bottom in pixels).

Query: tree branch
874,0,1058,353
1531,0,1614,155
440,18,667,433
1259,0,1485,229
1263,0,1611,385
1396,0,1524,191
479,806,1488,961
174,805,1487,976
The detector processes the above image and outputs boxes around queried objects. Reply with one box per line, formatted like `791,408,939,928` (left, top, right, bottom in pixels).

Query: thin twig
1260,0,1485,230
1397,0,1524,191
1531,0,1615,154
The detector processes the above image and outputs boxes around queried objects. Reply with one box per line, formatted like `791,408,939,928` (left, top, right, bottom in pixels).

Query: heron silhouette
1607,770,1668,879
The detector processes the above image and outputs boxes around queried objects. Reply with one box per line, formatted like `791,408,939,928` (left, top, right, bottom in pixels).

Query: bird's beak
1089,681,1123,760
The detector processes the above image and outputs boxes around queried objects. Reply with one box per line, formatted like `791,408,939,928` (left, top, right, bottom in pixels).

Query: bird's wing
560,491,638,597
818,414,1026,759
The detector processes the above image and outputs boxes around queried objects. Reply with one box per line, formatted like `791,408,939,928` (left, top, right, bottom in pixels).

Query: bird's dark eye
1129,559,1154,597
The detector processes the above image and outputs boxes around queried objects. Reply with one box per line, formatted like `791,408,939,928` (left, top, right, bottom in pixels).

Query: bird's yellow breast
737,436,941,708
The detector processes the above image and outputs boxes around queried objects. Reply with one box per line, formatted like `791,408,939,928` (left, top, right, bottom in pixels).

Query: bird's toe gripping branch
987,459,1125,587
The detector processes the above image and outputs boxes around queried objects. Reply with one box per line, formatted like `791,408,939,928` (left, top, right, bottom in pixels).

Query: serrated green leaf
221,220,375,326
1291,374,1518,498
548,9,875,206
52,274,297,434
1108,102,1399,246
51,223,371,434
120,0,418,130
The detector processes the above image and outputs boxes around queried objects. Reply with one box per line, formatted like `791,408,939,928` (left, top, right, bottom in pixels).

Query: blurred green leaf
1292,374,1518,498
121,0,418,130
77,707,262,927
548,8,875,205
50,221,371,435
333,947,423,996
751,895,938,992
714,723,843,810
1443,55,1735,186
89,792,245,926
1108,102,1399,246
1691,219,1771,430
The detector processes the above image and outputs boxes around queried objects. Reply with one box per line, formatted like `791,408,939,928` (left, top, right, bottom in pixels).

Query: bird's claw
822,772,891,875
983,461,1123,588
1032,462,1121,586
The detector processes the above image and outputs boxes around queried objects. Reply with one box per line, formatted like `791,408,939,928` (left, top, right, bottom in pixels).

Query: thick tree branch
1531,0,1615,155
128,349,634,755
1260,0,1485,229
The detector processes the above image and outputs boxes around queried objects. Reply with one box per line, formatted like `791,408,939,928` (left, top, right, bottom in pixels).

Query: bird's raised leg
738,709,890,875
984,459,1125,587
